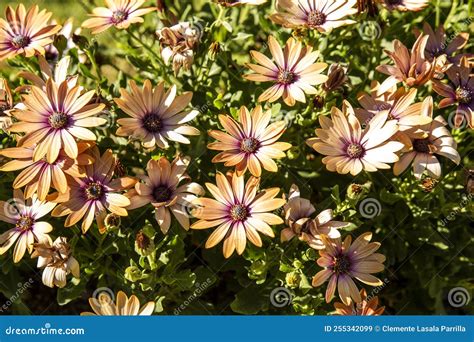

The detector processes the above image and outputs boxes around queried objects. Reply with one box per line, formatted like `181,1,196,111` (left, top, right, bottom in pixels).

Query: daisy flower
244,36,328,107
208,105,291,177
8,79,106,163
376,35,437,94
191,172,285,258
380,0,429,12
356,87,433,131
115,80,200,149
51,148,137,233
433,57,473,128
0,142,95,200
334,288,385,315
270,0,358,32
306,101,404,176
0,78,14,132
82,0,156,35
32,237,80,288
414,23,471,78
393,111,461,179
0,4,61,61
126,155,204,234
312,232,386,305
81,290,155,316
0,189,55,263
280,184,347,249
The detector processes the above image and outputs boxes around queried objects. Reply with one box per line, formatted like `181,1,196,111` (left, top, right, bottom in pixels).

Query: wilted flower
270,0,358,32
52,148,137,233
208,41,221,61
115,80,200,149
135,230,155,256
245,36,328,106
380,0,429,12
280,184,347,249
376,35,437,94
104,213,122,231
0,142,95,200
323,64,349,92
0,4,61,61
356,87,432,132
156,22,200,74
126,156,204,234
467,170,474,195
312,232,386,305
414,23,471,78
0,79,14,132
82,0,156,34
191,172,285,258
0,189,55,263
393,113,460,179
32,237,80,288
9,79,106,163
306,101,404,176
208,105,291,177
81,290,155,316
216,0,268,6
433,57,473,128
420,176,438,193
334,288,385,315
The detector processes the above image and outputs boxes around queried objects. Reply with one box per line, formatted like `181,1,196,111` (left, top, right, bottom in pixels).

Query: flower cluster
0,0,470,316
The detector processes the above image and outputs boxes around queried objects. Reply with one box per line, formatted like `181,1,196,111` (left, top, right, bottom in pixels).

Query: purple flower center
85,182,104,200
413,138,433,154
11,34,30,49
153,185,172,202
455,87,472,104
16,215,34,232
48,111,70,129
333,254,351,274
277,70,296,85
307,10,326,27
230,204,248,221
142,113,162,133
111,10,128,24
240,137,260,153
346,143,365,159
